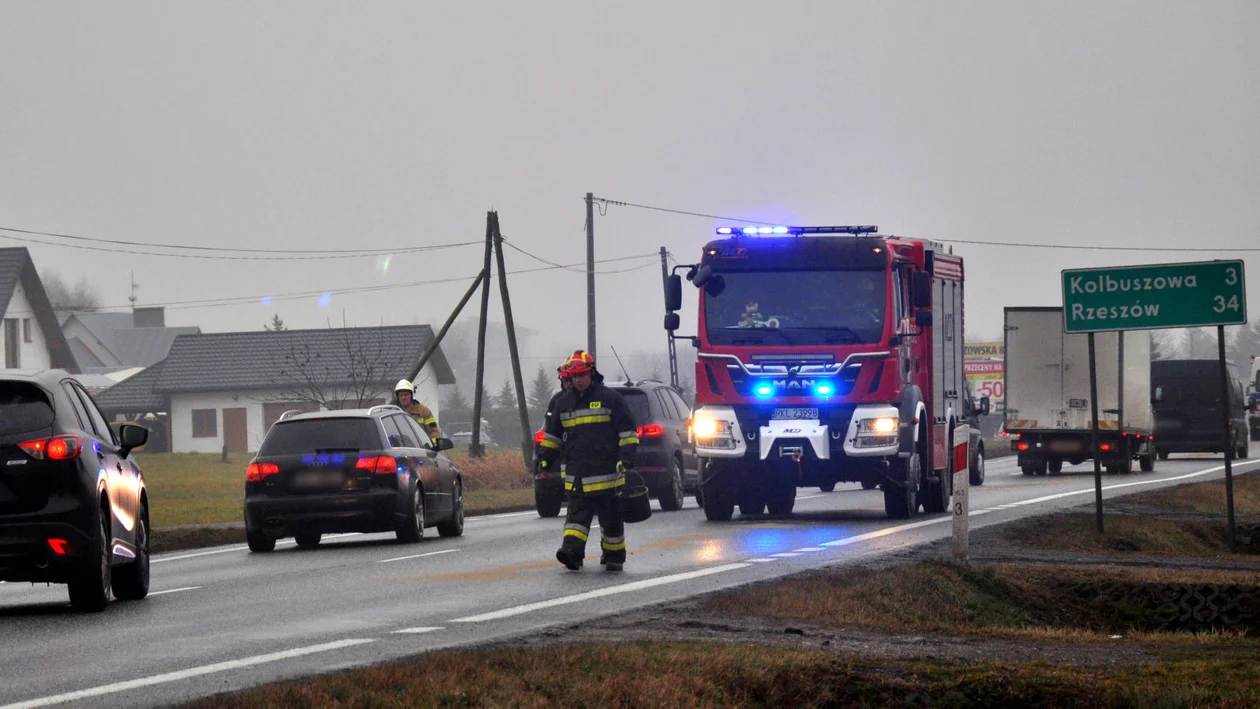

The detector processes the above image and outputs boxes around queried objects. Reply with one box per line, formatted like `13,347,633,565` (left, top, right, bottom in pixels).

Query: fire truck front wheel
700,460,736,522
883,452,920,520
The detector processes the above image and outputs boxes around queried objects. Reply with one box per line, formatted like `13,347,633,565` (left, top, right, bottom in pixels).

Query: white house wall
168,363,445,453
2,283,52,369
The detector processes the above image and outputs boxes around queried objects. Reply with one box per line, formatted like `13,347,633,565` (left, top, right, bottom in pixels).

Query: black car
0,369,150,612
533,380,697,516
244,405,463,551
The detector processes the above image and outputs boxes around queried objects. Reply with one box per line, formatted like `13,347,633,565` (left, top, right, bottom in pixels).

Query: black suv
533,380,696,516
0,370,150,611
244,405,464,551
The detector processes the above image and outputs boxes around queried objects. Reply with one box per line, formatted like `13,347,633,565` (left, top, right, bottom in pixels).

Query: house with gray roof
60,306,199,370
0,247,78,372
96,324,455,453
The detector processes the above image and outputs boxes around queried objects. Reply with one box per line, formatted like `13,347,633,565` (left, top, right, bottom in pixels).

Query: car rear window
258,418,382,455
0,382,55,436
619,391,651,424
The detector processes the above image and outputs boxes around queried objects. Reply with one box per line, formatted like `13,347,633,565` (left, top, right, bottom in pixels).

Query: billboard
964,341,1004,412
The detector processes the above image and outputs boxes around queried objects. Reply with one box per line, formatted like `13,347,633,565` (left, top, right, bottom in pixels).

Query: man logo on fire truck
663,224,979,522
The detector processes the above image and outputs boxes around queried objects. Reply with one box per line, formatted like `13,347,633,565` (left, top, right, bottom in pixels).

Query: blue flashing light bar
717,225,877,236
754,384,774,397
815,384,834,396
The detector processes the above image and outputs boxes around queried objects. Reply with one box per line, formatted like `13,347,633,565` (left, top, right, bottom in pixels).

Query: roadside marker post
951,423,971,564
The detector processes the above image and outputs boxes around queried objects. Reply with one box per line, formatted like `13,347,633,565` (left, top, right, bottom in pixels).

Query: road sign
1062,260,1247,333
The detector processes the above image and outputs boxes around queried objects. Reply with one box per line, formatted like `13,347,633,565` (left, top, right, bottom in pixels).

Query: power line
84,252,661,312
500,238,657,274
0,225,480,260
593,197,1260,252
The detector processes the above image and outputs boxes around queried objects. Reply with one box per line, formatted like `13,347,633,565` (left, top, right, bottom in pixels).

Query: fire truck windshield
704,269,887,346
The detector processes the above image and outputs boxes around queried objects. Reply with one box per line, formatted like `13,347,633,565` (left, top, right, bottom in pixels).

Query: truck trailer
665,225,980,521
1004,306,1155,475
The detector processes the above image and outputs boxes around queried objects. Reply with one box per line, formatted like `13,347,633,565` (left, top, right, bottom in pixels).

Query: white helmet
394,379,415,395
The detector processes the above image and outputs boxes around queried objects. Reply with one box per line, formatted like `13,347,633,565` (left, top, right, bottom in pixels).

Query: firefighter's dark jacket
538,377,638,488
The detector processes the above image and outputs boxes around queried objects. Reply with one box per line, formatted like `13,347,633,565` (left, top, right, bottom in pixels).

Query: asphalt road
2,445,1257,708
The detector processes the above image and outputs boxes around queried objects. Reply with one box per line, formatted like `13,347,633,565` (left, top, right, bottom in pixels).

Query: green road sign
1061,260,1247,333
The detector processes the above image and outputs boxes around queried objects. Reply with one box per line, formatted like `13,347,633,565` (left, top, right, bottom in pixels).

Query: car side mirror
1152,386,1163,404
913,271,932,308
979,396,991,416
433,437,454,452
118,423,148,456
665,274,683,312
664,312,680,332
915,310,933,328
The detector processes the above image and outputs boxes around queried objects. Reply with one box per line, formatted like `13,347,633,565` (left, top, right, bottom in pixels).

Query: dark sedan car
244,405,463,551
532,380,696,516
0,369,150,612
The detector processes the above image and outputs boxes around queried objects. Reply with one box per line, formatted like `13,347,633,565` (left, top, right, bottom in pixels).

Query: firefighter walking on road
537,351,638,571
393,378,442,440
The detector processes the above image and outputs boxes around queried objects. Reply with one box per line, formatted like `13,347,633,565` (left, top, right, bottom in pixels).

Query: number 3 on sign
1213,295,1240,313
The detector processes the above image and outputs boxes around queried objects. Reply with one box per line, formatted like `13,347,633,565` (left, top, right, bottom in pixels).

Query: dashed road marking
392,627,444,634
148,586,200,597
378,549,460,564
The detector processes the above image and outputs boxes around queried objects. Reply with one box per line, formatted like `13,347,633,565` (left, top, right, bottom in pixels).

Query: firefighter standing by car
392,379,442,439
537,351,638,571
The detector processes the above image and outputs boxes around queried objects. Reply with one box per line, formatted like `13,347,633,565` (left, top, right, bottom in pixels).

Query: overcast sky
2,1,1256,370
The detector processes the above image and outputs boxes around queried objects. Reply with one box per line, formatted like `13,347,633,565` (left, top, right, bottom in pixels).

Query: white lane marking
793,547,826,552
377,549,460,564
745,558,776,563
797,494,824,501
153,532,364,564
0,639,375,709
469,510,543,521
770,552,803,558
450,563,752,623
392,626,444,634
148,586,200,597
999,462,1259,507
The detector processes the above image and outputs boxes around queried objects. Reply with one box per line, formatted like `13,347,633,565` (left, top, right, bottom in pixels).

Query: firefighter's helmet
563,351,595,375
394,379,416,395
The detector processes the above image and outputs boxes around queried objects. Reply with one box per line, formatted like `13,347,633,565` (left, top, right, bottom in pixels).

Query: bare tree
266,323,407,410
41,271,102,313
264,314,287,332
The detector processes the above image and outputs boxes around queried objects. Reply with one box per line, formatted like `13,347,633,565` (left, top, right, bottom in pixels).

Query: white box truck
1004,307,1155,475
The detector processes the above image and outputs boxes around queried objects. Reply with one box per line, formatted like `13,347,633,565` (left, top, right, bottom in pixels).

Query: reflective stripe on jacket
538,381,638,494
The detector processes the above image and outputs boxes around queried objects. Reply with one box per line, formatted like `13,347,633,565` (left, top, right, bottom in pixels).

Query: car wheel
693,481,704,506
294,532,322,549
861,479,879,490
658,458,686,512
819,482,837,492
68,508,111,612
112,505,150,601
534,483,563,518
396,484,425,543
1021,465,1035,476
884,453,919,519
247,528,276,553
1139,452,1155,472
1048,459,1063,475
969,449,985,486
437,481,465,537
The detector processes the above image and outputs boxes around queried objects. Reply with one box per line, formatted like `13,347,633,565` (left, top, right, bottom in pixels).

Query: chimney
133,306,165,328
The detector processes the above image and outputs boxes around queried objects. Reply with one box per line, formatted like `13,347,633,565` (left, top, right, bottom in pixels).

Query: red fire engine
664,225,980,521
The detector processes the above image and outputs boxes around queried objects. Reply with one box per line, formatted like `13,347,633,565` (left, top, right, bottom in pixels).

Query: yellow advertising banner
964,341,1004,411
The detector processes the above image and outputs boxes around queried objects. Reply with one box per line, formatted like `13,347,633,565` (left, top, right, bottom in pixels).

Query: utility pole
491,214,535,468
586,192,596,356
470,213,494,459
661,246,678,389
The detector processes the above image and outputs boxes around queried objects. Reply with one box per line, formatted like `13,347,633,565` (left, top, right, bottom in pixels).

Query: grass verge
183,641,1260,708
138,449,533,529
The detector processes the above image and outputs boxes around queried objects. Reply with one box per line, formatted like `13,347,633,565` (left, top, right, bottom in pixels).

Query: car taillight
356,456,398,474
533,429,545,444
1017,443,1029,451
18,435,82,461
1100,443,1112,451
636,423,664,438
246,462,279,482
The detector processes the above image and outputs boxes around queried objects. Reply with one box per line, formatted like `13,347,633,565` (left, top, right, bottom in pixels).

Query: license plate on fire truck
771,407,819,420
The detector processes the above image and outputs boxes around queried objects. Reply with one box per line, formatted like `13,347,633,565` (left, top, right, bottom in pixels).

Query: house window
3,319,18,368
192,409,218,438
22,318,31,343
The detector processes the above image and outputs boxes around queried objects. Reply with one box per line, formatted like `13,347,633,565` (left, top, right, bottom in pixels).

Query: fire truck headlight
692,417,720,438
858,417,898,434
